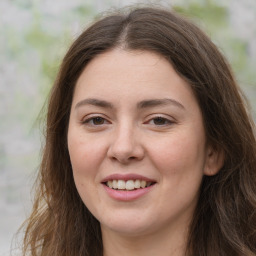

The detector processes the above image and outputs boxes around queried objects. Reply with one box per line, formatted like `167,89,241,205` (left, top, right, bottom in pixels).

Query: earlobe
204,146,225,176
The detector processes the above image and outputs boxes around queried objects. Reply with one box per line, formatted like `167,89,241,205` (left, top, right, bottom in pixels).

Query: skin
68,49,223,256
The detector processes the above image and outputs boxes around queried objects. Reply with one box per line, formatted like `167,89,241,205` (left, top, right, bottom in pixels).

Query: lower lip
103,184,155,201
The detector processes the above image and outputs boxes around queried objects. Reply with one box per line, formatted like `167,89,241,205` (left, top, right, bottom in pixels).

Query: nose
107,124,145,164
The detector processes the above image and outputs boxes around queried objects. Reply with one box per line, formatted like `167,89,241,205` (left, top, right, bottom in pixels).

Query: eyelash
146,116,174,126
82,116,110,126
82,115,174,127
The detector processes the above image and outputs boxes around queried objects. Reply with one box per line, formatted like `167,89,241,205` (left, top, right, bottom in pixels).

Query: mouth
101,174,156,201
103,179,156,191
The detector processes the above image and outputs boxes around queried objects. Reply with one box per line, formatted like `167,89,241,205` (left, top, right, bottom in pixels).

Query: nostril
107,141,144,163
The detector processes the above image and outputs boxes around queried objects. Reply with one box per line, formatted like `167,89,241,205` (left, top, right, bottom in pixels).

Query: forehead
73,49,198,112
77,49,168,84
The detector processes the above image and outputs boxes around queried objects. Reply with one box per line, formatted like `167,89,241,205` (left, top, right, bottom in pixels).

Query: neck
102,222,189,256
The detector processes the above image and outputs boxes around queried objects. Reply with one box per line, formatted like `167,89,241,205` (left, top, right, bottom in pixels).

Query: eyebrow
137,98,185,110
75,98,185,110
75,98,114,109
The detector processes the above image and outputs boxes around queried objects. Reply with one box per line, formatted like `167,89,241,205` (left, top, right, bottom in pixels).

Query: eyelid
81,114,111,125
144,114,176,125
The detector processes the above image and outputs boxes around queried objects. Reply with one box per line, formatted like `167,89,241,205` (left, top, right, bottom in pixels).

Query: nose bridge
108,119,143,163
117,121,136,149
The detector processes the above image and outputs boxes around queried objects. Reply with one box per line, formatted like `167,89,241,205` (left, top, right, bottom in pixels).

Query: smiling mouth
103,179,155,191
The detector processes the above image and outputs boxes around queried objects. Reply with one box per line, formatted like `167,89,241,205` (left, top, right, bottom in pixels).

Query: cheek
68,132,106,175
148,131,206,177
68,136,104,207
150,134,206,212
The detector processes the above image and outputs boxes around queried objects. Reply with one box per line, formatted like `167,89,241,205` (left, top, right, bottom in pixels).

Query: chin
103,224,153,237
99,212,157,237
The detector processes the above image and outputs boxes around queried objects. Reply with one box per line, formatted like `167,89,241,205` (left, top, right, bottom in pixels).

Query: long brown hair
21,6,256,256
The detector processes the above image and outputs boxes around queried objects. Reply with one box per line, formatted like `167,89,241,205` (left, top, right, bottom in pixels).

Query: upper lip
101,173,156,183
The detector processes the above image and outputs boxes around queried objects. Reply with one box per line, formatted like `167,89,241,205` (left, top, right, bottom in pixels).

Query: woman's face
68,49,221,237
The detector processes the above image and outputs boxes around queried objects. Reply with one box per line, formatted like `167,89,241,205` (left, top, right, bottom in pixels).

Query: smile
105,179,154,190
101,174,156,200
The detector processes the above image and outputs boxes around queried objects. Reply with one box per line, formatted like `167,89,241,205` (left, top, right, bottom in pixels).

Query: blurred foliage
2,0,256,126
174,2,228,27
22,1,255,97
174,2,254,86
25,20,70,95
1,1,95,146
23,3,94,97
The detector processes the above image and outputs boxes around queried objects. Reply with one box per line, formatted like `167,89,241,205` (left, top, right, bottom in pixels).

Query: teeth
107,180,113,188
125,180,135,190
117,180,126,190
106,179,153,190
112,180,118,189
134,179,140,188
141,180,146,188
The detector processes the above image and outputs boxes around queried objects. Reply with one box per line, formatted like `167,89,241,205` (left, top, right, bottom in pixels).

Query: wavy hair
21,6,256,256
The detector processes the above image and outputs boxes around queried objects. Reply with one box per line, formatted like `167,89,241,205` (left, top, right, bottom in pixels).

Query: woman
21,6,256,256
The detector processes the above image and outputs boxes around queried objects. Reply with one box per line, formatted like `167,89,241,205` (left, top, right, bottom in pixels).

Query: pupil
93,117,104,125
154,117,165,125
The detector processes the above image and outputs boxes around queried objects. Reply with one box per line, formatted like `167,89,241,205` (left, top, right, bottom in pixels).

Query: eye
148,116,173,126
82,116,109,126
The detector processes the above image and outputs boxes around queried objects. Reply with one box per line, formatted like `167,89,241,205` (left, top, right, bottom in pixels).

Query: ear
204,145,225,176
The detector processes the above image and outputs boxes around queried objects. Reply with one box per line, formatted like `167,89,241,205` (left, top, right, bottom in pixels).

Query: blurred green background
0,0,255,255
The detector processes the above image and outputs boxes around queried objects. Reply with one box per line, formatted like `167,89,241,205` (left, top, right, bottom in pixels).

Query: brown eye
92,117,105,125
83,116,107,126
152,117,171,125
